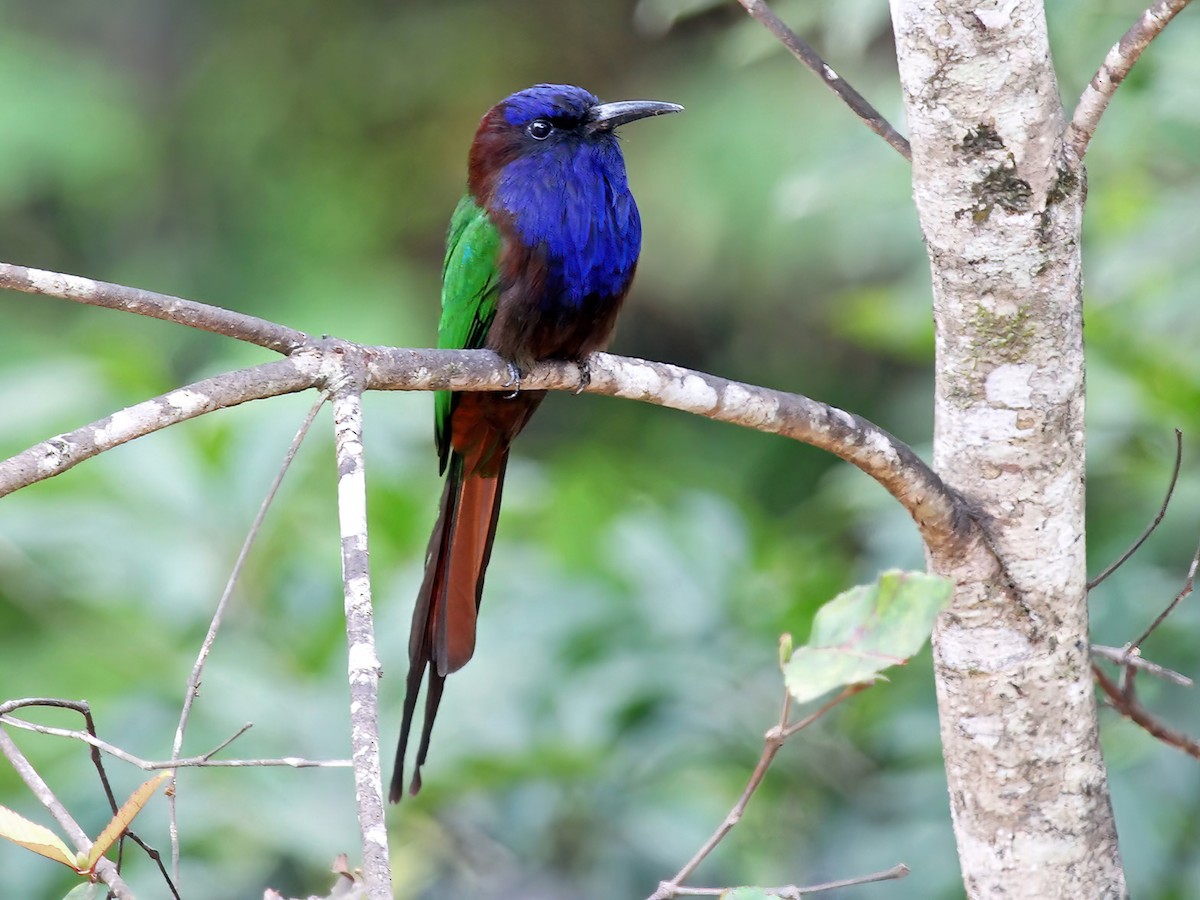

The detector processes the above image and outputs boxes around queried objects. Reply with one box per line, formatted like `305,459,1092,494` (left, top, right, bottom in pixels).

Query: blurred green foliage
1,1,1199,897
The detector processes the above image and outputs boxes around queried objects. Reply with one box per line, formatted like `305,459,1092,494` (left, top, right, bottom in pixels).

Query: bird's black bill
587,99,684,133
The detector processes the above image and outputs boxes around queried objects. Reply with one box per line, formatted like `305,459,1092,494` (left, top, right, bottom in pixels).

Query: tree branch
1063,0,1194,166
733,0,911,161
0,262,309,353
0,354,323,498
329,350,392,900
1093,663,1200,759
1,260,974,562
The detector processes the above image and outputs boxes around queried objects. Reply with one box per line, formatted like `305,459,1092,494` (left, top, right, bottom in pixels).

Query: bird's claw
574,358,592,395
503,361,523,400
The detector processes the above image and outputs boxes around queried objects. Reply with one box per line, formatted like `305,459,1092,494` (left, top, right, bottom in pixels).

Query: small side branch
168,396,328,880
1087,429,1181,590
1063,0,1194,166
329,348,392,900
1093,664,1200,759
0,727,135,899
648,685,900,900
734,0,912,161
0,354,322,498
0,712,349,770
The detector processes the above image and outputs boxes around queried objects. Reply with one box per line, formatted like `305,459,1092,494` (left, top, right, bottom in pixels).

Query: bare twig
167,394,327,881
1087,429,1182,590
1063,0,1195,166
733,0,911,161
1090,645,1192,687
0,262,309,353
0,727,135,899
650,685,872,900
0,699,180,898
656,863,910,897
1130,532,1200,650
1093,664,1200,759
0,714,349,770
329,351,391,900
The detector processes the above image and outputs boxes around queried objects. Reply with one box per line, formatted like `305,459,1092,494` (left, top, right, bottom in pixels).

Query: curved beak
587,99,684,134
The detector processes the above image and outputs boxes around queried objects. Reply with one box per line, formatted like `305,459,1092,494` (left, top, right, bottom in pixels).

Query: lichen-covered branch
734,0,912,161
0,251,977,560
0,262,309,353
329,349,391,900
1063,0,1194,166
0,353,323,498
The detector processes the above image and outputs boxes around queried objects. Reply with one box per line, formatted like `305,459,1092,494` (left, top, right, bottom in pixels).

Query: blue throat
494,135,642,308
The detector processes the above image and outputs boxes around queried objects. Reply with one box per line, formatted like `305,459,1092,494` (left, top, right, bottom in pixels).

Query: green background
1,1,1198,897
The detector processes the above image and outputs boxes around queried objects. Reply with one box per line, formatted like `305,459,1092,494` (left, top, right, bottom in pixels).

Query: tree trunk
888,1,1127,896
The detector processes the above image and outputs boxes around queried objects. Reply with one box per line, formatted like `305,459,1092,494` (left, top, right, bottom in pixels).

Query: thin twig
330,355,392,900
168,395,327,881
1090,645,1192,687
0,727,135,899
650,685,869,900
658,863,910,897
1093,664,1200,759
1063,0,1194,166
1087,429,1181,590
0,714,349,769
0,262,309,353
1130,532,1200,650
0,698,180,898
733,0,912,161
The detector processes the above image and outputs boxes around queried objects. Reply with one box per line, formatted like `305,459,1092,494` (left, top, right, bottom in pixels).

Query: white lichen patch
614,361,663,399
95,407,145,447
953,407,1020,447
659,373,718,412
336,468,369,529
985,364,1035,408
347,639,380,673
164,388,210,417
959,714,1004,749
723,383,779,427
24,267,98,299
938,624,1032,672
862,429,901,465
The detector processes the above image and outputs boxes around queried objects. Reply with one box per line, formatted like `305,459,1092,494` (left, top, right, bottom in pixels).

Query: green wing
435,195,501,470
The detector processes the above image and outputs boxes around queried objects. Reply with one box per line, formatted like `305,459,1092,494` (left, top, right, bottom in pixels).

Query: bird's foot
573,357,592,395
503,361,523,400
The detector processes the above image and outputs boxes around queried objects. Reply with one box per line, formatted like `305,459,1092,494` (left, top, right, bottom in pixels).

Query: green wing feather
435,195,501,470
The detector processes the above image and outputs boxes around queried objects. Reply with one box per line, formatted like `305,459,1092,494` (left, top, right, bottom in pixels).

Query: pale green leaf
783,570,953,704
0,805,76,869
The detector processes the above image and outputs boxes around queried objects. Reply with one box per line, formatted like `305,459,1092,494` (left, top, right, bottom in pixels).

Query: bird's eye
527,119,553,140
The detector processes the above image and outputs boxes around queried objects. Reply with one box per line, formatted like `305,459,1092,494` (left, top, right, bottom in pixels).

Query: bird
390,83,681,802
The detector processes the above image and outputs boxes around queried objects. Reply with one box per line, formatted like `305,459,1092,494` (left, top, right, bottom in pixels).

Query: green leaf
62,884,106,900
783,570,953,704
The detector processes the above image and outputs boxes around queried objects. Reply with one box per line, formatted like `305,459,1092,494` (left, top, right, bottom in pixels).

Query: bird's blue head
468,84,682,305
